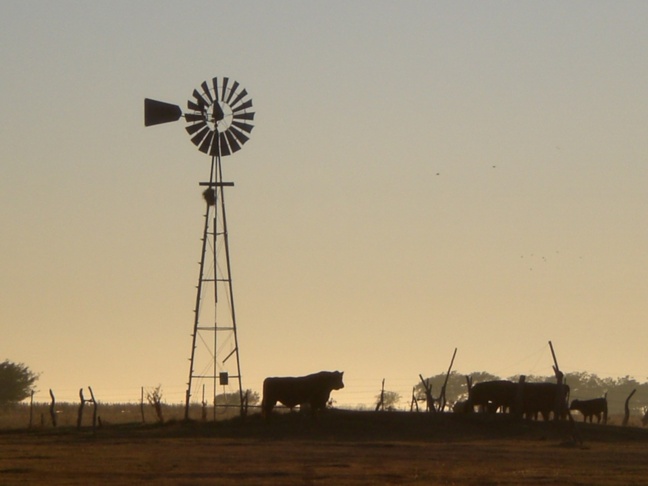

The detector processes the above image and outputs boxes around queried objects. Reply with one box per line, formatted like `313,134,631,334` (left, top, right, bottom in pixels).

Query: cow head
569,399,581,410
332,371,345,390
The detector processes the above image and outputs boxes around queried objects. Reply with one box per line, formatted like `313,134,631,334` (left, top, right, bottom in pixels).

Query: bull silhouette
261,370,344,419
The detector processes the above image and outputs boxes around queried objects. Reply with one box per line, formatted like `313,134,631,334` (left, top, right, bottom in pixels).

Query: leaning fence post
623,389,636,427
49,389,57,427
439,348,457,412
410,387,419,412
375,379,385,412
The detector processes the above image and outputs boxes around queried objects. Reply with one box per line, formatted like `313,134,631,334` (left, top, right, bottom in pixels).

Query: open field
2,410,648,485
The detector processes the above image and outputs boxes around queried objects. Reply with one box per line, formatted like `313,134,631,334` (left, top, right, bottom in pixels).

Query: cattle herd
260,371,610,424
461,379,608,423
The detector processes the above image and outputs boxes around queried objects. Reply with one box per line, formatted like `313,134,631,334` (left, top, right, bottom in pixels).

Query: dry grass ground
1,410,648,485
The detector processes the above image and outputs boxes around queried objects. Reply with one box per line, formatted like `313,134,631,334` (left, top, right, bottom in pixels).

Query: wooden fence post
243,389,249,418
623,389,636,427
29,390,34,429
549,341,567,421
49,389,57,427
88,387,98,431
418,374,435,413
410,387,419,412
375,379,385,412
77,388,85,429
201,384,207,422
463,376,473,413
439,348,457,412
140,387,145,424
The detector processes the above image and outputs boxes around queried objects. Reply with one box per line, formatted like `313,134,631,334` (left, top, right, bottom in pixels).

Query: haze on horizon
1,1,647,408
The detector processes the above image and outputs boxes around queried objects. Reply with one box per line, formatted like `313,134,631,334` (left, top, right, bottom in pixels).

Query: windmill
144,77,254,419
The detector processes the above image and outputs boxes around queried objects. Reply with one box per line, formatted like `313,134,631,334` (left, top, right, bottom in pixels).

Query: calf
569,396,608,424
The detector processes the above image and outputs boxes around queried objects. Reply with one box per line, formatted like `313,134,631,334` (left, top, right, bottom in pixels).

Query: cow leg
261,399,277,419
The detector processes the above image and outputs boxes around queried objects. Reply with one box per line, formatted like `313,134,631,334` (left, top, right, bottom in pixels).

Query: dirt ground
2,410,648,485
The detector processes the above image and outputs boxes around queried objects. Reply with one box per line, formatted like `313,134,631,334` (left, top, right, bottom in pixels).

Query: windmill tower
144,77,254,419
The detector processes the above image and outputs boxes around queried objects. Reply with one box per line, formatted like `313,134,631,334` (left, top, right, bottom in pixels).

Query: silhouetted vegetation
375,390,401,411
216,389,260,407
146,385,164,423
0,360,38,406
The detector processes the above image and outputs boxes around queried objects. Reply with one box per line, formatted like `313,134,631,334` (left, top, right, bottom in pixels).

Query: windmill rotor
144,77,255,157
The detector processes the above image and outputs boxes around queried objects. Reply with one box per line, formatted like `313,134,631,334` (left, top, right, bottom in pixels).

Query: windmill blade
144,98,182,126
221,77,229,102
231,120,254,134
185,113,206,123
201,81,214,103
192,89,209,108
233,111,255,121
190,125,211,147
187,100,204,112
198,130,216,154
211,77,220,101
185,121,207,135
228,125,250,145
224,130,242,153
225,81,240,104
219,132,232,156
230,89,248,108
232,99,253,113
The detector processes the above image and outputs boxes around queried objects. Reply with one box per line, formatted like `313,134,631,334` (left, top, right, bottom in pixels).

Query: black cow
570,396,608,424
261,371,344,418
468,380,517,413
467,380,569,420
522,382,570,421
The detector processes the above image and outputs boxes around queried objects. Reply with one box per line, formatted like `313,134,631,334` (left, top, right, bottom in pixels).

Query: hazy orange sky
1,1,647,408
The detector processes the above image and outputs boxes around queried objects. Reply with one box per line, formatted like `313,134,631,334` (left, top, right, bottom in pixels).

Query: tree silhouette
415,371,500,407
375,390,401,411
0,360,38,405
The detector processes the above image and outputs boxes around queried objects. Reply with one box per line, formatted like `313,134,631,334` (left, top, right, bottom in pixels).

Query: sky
1,1,647,409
